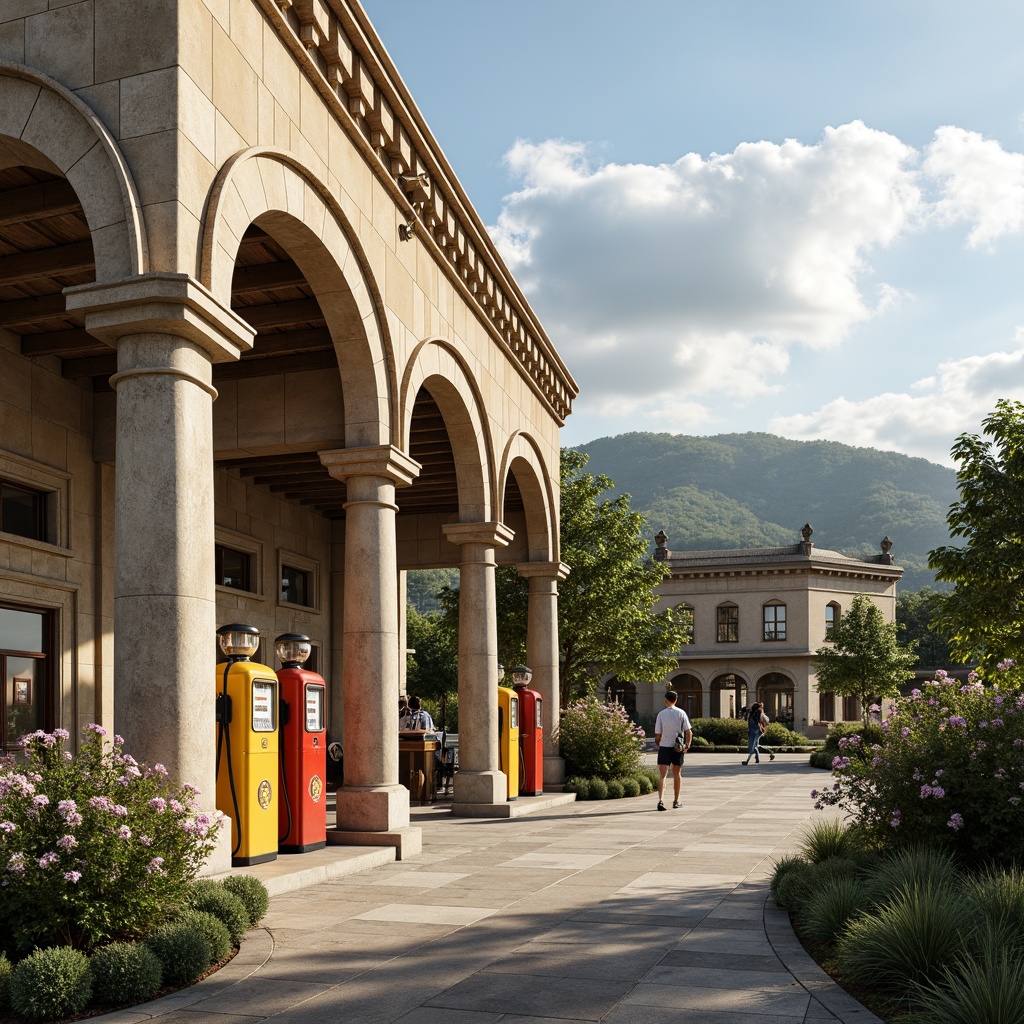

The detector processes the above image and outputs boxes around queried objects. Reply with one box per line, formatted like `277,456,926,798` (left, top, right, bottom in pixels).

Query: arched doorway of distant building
670,673,702,720
757,672,794,725
606,678,637,717
711,673,746,718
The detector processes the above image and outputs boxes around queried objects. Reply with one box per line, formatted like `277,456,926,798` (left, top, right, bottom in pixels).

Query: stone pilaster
443,521,514,807
65,274,255,876
320,446,420,853
517,561,570,786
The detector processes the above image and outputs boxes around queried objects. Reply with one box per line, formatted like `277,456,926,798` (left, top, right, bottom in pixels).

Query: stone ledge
451,792,576,818
328,825,422,861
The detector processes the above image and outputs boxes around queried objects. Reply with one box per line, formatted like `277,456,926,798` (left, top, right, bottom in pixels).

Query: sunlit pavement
98,755,880,1024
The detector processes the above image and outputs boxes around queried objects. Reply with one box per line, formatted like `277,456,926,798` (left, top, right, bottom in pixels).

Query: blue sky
361,1,1024,466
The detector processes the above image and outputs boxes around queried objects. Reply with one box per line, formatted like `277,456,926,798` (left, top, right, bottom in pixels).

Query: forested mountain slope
577,432,959,592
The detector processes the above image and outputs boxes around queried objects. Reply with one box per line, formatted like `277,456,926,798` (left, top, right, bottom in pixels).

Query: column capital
319,445,421,487
443,521,514,549
64,273,255,362
516,560,570,581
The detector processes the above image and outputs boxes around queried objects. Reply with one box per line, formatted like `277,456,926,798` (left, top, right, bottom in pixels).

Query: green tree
929,400,1024,673
813,595,918,722
895,587,959,670
405,606,457,705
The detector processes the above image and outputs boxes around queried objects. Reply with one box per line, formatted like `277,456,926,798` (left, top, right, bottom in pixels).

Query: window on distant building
678,603,694,644
0,480,48,543
825,602,840,640
819,691,836,721
843,695,861,721
763,602,787,641
1,604,53,754
716,604,738,643
215,544,252,592
281,565,313,607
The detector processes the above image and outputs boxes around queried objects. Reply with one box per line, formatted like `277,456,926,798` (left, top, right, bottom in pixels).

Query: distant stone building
610,525,902,737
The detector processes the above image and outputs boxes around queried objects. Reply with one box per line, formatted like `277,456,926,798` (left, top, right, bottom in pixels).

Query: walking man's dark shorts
656,746,684,767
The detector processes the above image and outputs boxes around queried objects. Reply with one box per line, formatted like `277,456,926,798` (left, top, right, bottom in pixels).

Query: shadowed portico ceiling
2,173,521,521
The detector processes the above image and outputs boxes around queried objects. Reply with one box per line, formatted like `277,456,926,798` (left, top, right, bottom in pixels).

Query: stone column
65,274,254,875
517,561,570,786
320,446,420,855
443,522,514,808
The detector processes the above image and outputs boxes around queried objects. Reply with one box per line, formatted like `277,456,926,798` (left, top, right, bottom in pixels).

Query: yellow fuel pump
497,685,520,800
215,624,279,866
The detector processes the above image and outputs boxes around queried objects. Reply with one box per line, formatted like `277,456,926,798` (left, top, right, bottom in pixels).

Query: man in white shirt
654,689,692,811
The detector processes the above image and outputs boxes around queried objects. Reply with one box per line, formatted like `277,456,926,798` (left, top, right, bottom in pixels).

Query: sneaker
672,801,680,809
741,760,748,765
770,752,776,761
657,801,666,811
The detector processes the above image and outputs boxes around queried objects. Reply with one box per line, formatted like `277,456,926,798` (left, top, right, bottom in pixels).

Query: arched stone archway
499,431,557,564
401,339,493,521
670,672,703,720
0,62,146,281
757,672,795,726
711,673,748,718
201,148,394,448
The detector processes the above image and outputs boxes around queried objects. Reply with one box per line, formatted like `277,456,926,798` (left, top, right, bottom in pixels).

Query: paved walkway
101,756,882,1024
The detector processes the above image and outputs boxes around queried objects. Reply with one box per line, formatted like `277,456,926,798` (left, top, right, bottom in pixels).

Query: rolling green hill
576,432,959,592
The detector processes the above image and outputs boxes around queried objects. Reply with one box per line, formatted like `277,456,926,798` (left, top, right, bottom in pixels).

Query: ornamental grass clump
9,946,92,1022
798,818,858,863
0,726,222,956
89,941,162,1008
800,875,867,946
220,874,269,928
861,845,960,909
812,667,1024,865
558,698,645,780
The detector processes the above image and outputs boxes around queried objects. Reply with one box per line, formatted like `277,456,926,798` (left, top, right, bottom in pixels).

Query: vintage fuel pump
497,684,520,800
275,633,327,853
512,665,543,796
215,624,279,866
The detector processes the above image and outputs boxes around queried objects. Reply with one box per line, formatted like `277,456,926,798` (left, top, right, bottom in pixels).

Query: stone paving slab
91,755,882,1024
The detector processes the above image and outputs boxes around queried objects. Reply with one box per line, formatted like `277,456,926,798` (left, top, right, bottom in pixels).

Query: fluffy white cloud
771,330,1024,465
925,126,1024,247
490,122,1024,440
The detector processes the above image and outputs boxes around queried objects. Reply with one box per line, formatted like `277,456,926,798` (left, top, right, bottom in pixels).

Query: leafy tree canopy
813,595,918,722
895,587,960,671
929,400,1024,673
405,605,457,704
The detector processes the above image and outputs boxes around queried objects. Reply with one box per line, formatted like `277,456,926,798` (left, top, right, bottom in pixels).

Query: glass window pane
6,655,44,746
281,566,311,606
1,483,45,542
216,545,251,591
0,608,44,653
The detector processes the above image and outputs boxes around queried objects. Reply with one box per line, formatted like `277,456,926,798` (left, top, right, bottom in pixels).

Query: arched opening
711,673,746,718
757,672,794,726
606,677,636,717
670,672,702,720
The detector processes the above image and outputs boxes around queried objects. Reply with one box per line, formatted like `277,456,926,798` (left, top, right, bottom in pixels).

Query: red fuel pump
512,666,543,796
275,633,327,853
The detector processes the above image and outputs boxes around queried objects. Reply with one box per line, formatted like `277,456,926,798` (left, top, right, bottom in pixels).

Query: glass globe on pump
275,632,311,669
217,623,261,662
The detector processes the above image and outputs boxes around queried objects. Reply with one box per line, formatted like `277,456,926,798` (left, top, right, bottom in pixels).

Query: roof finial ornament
799,523,814,555
653,530,670,561
880,536,893,563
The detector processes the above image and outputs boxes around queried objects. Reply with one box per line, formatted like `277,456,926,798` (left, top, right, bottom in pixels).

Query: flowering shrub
813,670,1024,864
559,698,645,779
0,726,222,956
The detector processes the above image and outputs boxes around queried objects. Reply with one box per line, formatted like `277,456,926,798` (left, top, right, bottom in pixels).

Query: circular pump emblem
309,775,323,803
257,779,272,809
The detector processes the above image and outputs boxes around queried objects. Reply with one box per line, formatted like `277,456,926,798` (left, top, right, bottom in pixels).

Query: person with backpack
742,701,774,764
654,690,692,811
400,695,435,732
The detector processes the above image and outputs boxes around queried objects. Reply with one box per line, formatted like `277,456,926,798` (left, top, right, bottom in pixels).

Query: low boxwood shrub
10,946,92,1022
770,855,806,906
146,921,211,987
773,860,816,912
606,780,624,799
89,941,162,1008
691,717,747,746
563,776,590,799
641,767,660,788
559,698,644,779
588,777,608,800
635,773,653,795
176,909,231,962
220,874,270,928
690,735,711,748
0,953,11,1013
187,880,250,943
621,777,641,798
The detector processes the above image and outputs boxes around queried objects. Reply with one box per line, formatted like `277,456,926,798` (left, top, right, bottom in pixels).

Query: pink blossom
948,813,965,830
57,835,77,851
64,870,82,883
38,852,59,868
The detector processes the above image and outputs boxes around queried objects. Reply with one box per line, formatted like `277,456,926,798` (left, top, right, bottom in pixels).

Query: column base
453,770,507,806
334,784,410,833
199,817,233,877
328,826,422,860
543,755,566,788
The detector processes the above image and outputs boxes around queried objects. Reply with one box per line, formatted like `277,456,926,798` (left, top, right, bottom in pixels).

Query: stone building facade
0,0,575,868
613,527,902,737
